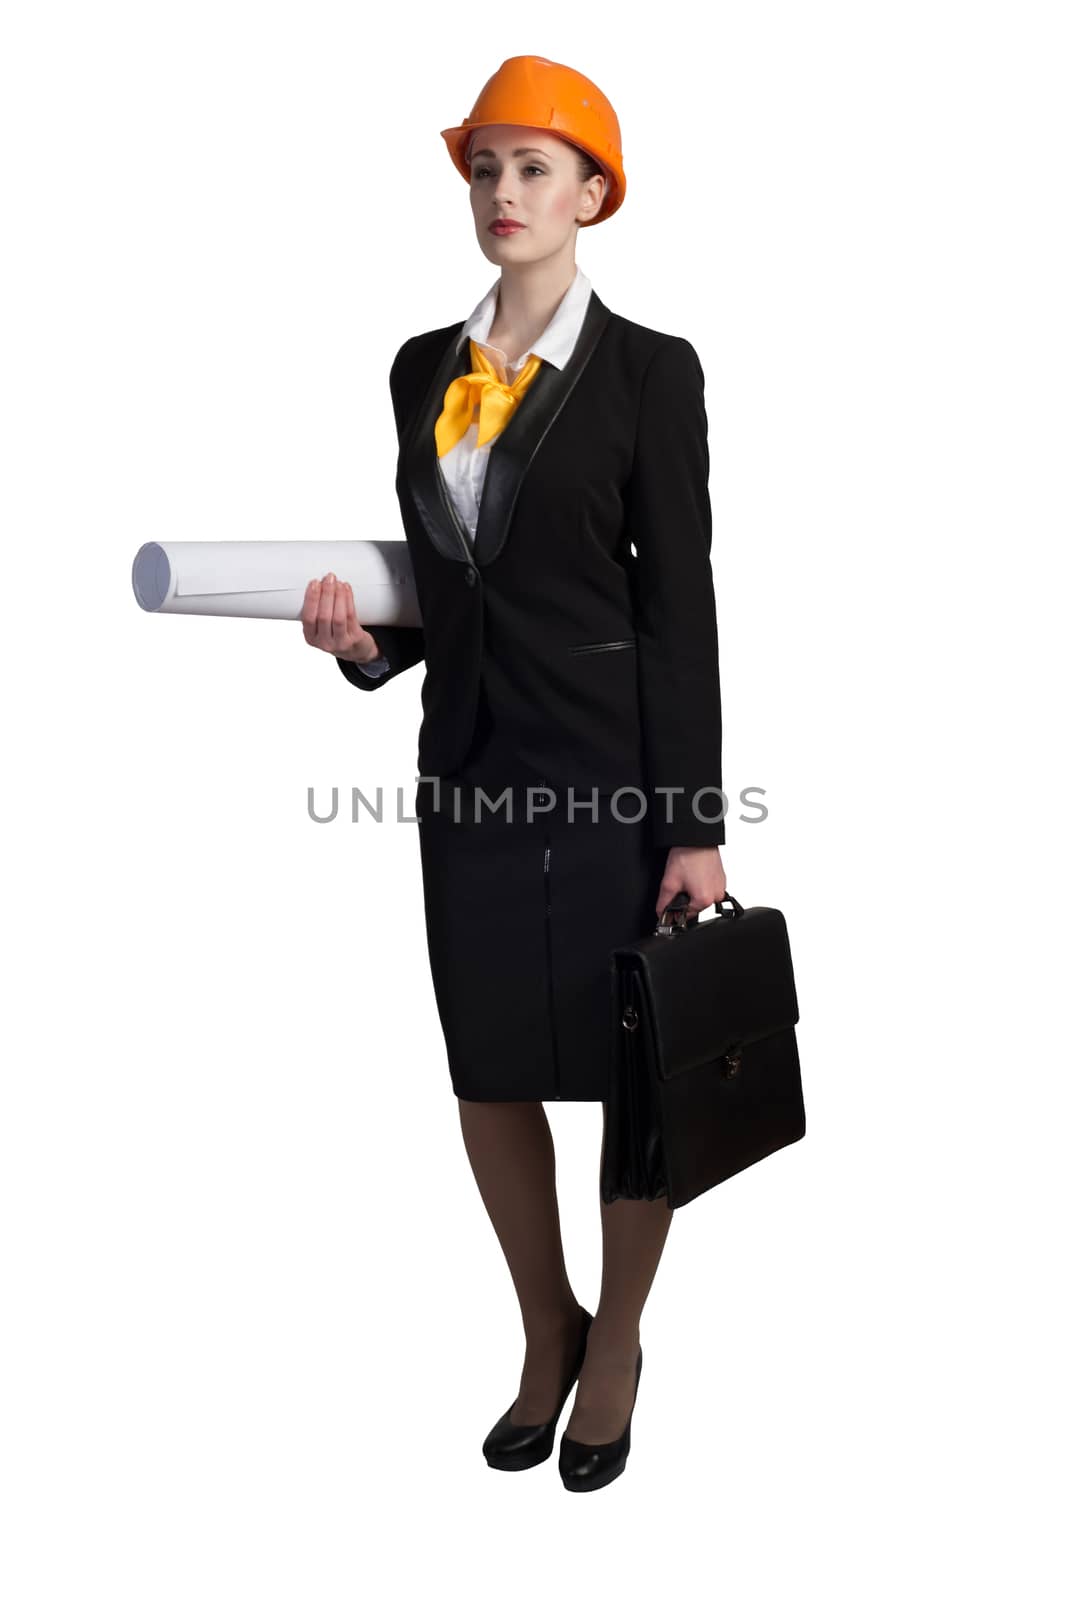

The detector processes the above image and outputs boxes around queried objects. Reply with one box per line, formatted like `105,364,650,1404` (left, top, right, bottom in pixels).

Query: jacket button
464,566,477,586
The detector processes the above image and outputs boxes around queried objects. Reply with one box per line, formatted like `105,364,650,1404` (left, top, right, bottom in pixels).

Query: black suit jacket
338,288,725,849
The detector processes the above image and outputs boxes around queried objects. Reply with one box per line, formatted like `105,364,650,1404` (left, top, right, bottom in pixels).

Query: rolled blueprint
131,540,421,626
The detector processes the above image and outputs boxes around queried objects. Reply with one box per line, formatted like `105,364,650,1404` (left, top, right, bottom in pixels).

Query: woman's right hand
302,573,382,665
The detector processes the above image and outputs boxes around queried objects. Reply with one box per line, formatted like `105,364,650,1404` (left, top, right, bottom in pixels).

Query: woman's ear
580,175,607,223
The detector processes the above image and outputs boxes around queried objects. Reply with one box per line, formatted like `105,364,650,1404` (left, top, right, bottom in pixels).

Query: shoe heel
482,1306,594,1471
558,1345,643,1493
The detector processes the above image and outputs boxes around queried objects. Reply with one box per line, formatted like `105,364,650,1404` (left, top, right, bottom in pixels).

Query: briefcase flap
616,906,799,1083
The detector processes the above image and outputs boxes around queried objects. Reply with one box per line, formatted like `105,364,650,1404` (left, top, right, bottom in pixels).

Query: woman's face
466,123,605,264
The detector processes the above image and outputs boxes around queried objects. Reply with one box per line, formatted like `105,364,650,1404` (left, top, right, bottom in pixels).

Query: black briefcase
601,891,805,1209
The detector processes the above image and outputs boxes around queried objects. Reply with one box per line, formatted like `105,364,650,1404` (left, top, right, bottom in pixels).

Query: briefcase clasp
723,1044,744,1078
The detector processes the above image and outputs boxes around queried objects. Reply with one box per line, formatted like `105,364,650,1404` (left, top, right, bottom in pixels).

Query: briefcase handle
654,889,745,937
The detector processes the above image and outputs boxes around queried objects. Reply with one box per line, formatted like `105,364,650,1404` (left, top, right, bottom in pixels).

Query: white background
2,2,1065,1594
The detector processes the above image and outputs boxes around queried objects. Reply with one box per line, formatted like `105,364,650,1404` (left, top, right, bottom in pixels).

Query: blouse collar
455,264,593,375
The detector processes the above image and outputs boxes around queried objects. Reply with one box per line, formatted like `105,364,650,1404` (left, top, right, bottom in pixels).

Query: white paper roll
131,540,422,626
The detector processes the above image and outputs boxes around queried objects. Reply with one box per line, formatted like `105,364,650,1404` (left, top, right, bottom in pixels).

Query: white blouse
356,265,594,677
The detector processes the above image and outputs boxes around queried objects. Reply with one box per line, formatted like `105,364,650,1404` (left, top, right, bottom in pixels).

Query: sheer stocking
457,1098,588,1425
562,1104,674,1445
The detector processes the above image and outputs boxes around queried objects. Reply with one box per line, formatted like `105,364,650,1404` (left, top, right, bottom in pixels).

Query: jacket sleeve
351,653,391,679
335,623,425,691
337,336,426,692
624,336,725,850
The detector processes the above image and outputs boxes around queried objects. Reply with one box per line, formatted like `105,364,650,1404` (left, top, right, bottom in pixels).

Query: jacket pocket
566,638,637,656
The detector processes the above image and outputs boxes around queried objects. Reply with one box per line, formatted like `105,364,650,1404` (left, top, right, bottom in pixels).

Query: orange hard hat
440,55,625,227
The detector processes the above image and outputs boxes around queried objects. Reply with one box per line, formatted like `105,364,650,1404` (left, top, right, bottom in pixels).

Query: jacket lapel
404,288,612,568
402,324,473,565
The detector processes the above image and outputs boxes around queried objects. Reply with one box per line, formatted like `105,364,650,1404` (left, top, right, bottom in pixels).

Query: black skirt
414,698,670,1102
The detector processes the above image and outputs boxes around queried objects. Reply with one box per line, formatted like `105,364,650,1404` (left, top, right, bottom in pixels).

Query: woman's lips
489,221,525,235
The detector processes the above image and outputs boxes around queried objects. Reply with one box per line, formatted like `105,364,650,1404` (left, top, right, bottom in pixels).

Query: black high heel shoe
483,1306,594,1471
558,1344,643,1492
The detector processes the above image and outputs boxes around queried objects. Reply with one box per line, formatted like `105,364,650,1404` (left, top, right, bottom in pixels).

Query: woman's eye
472,164,545,179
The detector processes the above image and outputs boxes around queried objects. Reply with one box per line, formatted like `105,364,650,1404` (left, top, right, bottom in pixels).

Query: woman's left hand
655,845,727,918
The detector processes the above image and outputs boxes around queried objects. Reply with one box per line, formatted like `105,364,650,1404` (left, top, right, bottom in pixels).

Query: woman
302,55,728,1492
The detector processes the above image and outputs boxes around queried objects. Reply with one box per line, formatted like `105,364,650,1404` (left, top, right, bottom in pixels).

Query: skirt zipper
542,828,563,1101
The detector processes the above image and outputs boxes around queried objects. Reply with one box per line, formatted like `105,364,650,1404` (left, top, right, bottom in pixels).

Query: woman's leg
562,1104,673,1444
457,1098,588,1424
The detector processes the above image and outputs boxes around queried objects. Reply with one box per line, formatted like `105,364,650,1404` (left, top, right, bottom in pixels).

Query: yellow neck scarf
434,339,543,457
